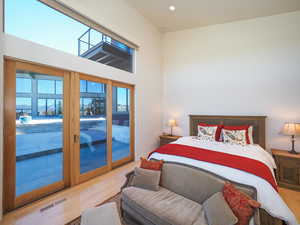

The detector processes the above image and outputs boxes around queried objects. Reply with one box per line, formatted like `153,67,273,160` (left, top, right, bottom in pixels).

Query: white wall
162,11,300,151
0,0,163,218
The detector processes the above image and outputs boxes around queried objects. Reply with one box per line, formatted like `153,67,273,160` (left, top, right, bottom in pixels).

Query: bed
149,115,299,225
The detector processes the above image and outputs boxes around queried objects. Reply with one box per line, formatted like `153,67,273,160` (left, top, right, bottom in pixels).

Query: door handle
74,135,80,143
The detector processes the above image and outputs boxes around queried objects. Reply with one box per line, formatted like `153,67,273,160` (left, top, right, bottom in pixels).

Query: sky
5,0,101,55
7,0,128,106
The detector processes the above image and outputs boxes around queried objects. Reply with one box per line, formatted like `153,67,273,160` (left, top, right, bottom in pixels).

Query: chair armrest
121,171,134,191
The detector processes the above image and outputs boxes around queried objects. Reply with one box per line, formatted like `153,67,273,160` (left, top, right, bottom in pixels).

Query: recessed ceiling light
169,5,176,11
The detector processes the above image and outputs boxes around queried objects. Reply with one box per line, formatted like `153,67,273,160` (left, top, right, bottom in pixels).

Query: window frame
3,0,138,73
38,0,139,50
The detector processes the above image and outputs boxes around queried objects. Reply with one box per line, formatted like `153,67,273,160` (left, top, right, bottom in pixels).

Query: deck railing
78,28,132,56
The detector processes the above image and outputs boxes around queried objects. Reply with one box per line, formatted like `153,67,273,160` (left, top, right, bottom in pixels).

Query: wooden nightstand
159,135,182,147
272,149,300,191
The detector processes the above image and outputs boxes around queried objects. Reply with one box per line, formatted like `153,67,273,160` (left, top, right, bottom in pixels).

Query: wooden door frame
111,81,135,168
3,59,71,212
3,58,136,210
70,73,112,185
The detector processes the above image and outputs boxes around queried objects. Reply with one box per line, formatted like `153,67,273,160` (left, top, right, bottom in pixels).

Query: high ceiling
126,0,300,32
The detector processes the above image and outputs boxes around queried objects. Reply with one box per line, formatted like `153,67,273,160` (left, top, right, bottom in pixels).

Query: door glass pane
38,99,47,116
80,80,107,174
16,77,32,93
80,80,87,93
47,99,56,116
38,79,55,94
16,71,64,196
16,97,32,117
56,99,63,115
55,80,63,94
87,81,103,93
112,86,130,162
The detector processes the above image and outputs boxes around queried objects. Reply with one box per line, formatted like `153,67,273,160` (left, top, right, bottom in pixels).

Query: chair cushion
132,167,161,191
122,186,203,225
203,192,238,225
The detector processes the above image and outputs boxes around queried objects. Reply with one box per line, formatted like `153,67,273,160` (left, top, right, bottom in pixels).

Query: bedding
150,143,277,190
149,136,299,225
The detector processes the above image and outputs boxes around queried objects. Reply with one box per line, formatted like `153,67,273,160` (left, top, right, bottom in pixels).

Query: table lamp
280,122,300,154
168,119,177,136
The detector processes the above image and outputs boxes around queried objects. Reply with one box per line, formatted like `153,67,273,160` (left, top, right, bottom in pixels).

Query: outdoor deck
16,118,130,196
78,28,133,72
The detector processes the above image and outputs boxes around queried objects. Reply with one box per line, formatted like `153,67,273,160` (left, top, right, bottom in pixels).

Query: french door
70,73,111,184
4,59,134,212
4,59,70,211
111,83,134,168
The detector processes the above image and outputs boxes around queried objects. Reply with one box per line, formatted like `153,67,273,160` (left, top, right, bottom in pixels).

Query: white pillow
222,129,247,145
198,125,218,142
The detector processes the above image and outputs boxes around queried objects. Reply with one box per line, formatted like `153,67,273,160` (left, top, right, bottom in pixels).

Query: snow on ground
15,118,131,196
16,117,106,125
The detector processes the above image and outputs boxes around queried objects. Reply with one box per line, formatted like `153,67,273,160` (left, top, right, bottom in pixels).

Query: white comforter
149,136,299,225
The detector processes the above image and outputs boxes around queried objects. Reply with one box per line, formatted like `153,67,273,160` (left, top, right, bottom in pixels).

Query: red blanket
149,144,278,191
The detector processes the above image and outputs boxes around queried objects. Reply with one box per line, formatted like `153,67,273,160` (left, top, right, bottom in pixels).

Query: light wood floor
0,161,138,225
278,187,300,223
0,161,299,225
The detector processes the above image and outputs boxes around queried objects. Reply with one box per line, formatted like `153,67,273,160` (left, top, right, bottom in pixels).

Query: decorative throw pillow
132,167,161,191
203,192,238,225
198,123,223,141
140,157,164,171
222,125,251,144
248,126,254,144
222,129,247,145
197,125,218,141
222,182,261,225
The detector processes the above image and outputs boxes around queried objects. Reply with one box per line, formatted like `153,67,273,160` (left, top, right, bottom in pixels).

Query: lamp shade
168,119,177,127
280,123,300,136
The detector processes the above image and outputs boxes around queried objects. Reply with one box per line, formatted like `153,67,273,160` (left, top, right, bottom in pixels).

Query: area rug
66,193,126,225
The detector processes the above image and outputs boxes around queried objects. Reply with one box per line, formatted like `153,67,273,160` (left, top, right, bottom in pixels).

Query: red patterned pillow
223,182,261,225
140,158,164,171
198,123,223,141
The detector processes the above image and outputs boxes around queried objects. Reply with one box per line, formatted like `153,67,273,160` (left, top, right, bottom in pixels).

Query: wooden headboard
189,115,267,149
